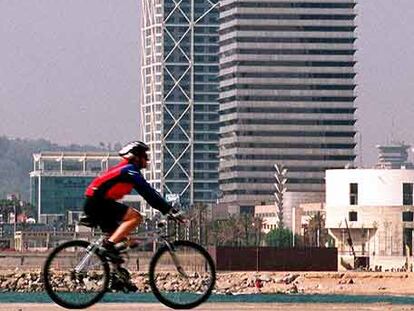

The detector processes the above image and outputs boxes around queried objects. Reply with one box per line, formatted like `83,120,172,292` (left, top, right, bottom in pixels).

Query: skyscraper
219,0,357,214
141,0,219,211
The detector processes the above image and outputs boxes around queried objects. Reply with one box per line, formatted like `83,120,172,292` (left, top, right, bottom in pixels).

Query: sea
0,293,414,305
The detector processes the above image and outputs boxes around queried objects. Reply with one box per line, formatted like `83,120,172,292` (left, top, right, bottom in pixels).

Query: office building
141,0,220,209
219,0,357,214
29,152,120,224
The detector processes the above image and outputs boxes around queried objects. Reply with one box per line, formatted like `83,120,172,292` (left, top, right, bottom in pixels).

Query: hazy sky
1,1,414,166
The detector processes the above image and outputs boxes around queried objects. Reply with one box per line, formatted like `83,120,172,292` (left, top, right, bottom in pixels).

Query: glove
168,208,186,223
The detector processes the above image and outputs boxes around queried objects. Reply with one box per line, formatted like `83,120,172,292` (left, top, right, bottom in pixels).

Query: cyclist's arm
125,168,172,214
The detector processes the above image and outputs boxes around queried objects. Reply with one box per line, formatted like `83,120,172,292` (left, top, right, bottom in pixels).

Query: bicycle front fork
75,236,105,273
165,241,188,278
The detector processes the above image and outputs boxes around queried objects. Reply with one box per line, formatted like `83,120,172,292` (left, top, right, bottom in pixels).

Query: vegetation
265,227,302,248
303,212,333,247
162,203,265,247
162,203,333,249
0,197,36,222
0,136,110,200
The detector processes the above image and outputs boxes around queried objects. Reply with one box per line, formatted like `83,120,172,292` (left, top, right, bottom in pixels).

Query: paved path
0,303,411,311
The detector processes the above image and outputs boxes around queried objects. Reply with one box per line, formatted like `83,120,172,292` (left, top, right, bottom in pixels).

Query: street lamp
13,203,16,238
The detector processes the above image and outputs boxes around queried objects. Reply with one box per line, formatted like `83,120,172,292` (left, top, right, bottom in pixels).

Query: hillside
0,136,110,200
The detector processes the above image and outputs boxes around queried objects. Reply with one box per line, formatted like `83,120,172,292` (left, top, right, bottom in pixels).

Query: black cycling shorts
83,197,129,233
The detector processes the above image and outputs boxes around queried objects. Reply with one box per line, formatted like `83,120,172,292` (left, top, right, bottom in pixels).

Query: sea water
0,292,414,304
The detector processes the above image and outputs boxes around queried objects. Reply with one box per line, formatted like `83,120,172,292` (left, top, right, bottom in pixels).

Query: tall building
141,0,220,209
219,0,357,214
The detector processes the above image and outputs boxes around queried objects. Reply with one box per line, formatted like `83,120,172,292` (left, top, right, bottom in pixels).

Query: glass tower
219,0,358,213
141,0,219,210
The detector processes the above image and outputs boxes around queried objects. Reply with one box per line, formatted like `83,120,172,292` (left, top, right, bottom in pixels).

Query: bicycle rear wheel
149,240,216,309
43,240,110,309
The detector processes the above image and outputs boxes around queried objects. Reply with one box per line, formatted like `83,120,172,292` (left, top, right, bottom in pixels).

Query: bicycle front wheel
149,240,216,309
43,240,110,309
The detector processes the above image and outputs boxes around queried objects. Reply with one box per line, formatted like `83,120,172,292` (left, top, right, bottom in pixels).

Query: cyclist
83,140,175,263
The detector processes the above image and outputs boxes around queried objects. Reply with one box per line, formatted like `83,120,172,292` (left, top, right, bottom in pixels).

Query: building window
349,211,357,222
240,206,254,215
403,183,413,205
350,183,358,205
403,211,414,222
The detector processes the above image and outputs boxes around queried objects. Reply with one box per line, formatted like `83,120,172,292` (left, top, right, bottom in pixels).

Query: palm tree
304,212,330,247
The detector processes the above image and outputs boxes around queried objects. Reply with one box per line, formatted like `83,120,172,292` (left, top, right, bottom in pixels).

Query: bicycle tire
43,240,110,309
149,240,216,309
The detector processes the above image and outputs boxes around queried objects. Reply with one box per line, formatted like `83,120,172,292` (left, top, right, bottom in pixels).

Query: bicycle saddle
78,216,97,228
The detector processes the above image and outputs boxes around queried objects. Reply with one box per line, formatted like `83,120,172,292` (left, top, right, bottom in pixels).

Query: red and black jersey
85,159,171,214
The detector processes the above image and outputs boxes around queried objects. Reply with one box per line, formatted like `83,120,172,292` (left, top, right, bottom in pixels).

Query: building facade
218,0,357,214
29,152,120,224
254,204,278,234
376,144,413,169
141,0,220,210
326,169,414,261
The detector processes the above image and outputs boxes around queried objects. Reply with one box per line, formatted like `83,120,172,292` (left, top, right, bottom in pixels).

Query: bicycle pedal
100,249,125,264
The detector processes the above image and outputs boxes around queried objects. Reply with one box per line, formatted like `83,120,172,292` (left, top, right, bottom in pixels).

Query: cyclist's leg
101,203,141,292
108,206,142,244
97,200,128,235
83,197,101,225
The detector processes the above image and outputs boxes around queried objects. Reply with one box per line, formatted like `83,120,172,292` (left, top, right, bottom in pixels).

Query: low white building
254,204,278,234
325,168,414,269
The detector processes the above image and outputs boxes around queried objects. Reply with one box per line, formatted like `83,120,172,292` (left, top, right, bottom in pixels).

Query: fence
209,246,337,271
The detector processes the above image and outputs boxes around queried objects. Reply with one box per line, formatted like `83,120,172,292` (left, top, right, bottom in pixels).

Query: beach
3,270,414,295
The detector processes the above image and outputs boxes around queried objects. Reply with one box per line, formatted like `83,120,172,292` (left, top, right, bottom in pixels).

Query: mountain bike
42,212,216,309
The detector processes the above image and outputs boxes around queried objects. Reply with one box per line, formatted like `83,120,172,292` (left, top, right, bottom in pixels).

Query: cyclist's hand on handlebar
168,208,186,224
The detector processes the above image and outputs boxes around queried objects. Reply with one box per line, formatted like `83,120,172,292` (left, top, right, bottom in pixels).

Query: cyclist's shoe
109,278,137,293
101,240,125,264
110,267,138,293
123,281,138,293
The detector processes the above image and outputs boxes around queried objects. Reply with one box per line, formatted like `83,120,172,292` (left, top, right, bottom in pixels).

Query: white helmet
118,141,149,159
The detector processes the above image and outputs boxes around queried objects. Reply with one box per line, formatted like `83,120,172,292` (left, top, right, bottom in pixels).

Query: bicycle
42,211,216,309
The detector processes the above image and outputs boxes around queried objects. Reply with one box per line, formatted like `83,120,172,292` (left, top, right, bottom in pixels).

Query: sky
1,1,414,166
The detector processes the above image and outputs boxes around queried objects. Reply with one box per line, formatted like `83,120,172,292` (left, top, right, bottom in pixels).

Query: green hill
0,136,110,201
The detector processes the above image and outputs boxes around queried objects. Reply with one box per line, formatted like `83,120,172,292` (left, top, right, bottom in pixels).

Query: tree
206,214,265,247
265,227,299,248
303,212,331,247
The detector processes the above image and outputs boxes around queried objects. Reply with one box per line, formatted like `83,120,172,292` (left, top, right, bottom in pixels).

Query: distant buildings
254,204,278,234
218,0,357,214
376,144,413,169
141,0,220,209
29,152,120,225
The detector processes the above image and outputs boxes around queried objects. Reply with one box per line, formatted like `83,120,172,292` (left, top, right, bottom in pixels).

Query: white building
254,204,278,234
325,169,414,268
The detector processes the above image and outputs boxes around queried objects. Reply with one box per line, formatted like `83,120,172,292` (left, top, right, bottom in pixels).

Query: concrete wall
326,169,414,207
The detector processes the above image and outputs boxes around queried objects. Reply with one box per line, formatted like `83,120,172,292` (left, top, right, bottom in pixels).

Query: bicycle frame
75,220,182,273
